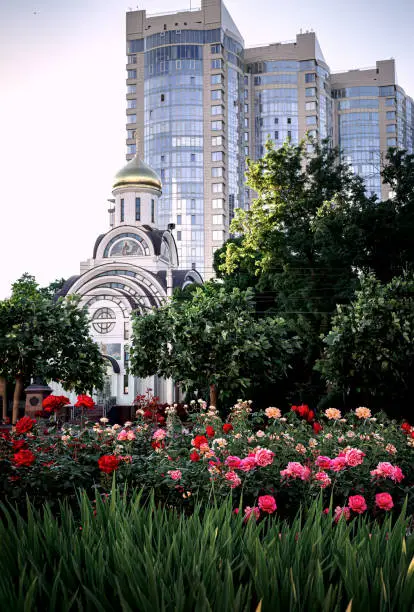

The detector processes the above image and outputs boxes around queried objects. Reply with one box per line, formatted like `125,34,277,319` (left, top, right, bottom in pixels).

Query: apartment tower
125,0,414,277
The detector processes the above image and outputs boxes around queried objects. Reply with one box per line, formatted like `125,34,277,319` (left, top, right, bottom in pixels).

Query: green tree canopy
0,274,105,422
129,283,299,407
317,272,414,417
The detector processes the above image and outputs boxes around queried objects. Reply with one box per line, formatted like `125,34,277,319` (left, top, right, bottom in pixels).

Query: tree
129,283,299,407
317,272,414,417
0,274,105,423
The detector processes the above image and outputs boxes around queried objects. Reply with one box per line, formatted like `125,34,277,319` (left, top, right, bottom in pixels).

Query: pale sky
1,0,413,298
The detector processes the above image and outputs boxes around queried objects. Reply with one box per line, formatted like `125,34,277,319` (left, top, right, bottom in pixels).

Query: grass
0,487,413,611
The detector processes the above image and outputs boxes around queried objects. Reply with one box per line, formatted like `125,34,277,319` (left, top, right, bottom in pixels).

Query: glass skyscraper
125,0,414,277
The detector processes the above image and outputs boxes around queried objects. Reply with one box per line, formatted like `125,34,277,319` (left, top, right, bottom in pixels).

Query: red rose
205,426,215,438
348,495,367,514
401,422,412,434
43,395,70,413
313,422,323,434
223,423,233,434
75,394,95,409
297,404,310,418
12,449,36,467
258,494,277,514
192,435,208,449
98,455,120,474
190,451,201,462
15,416,36,435
307,410,315,422
12,439,27,451
375,492,393,511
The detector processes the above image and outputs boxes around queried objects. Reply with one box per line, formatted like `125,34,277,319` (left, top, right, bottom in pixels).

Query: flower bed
0,399,413,518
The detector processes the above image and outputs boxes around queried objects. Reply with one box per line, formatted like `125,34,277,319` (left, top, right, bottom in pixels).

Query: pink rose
280,462,311,481
255,448,275,467
225,456,242,469
334,506,351,523
244,506,260,522
224,471,241,488
344,448,365,467
315,456,332,470
117,430,128,441
348,495,367,514
392,466,404,483
258,495,277,514
314,471,332,488
153,428,167,441
375,492,393,511
239,456,257,472
168,470,182,481
330,456,347,472
127,430,136,441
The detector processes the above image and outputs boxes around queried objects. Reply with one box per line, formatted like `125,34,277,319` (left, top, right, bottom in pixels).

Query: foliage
214,143,414,407
1,402,413,517
130,283,299,404
0,274,105,398
0,488,413,612
317,272,414,417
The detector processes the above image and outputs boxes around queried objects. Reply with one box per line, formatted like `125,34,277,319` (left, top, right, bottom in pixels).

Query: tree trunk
209,383,218,408
12,375,24,425
0,376,7,420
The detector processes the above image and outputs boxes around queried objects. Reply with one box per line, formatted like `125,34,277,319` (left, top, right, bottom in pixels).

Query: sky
1,0,413,298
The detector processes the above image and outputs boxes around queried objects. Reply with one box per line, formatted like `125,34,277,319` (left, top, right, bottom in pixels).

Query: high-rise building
125,0,414,278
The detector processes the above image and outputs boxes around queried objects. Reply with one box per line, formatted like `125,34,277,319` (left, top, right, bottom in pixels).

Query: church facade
53,151,202,408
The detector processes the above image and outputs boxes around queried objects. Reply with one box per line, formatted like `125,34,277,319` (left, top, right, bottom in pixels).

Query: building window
124,348,129,364
244,132,249,142
191,199,196,209
386,111,396,120
386,124,396,133
274,118,279,125
305,87,316,97
212,151,223,161
127,129,135,139
191,214,196,225
274,131,279,140
212,136,223,146
127,144,136,155
305,101,316,111
212,183,224,193
151,199,155,223
213,214,224,225
211,121,223,131
123,374,129,395
127,54,137,64
306,116,317,125
126,114,136,124
124,322,129,340
177,231,182,241
305,73,316,83
211,74,222,84
127,69,137,79
387,138,397,146
191,262,196,270
287,131,292,139
211,44,221,54
211,105,223,115
160,93,165,103
385,98,395,106
177,214,182,225
135,197,141,221
212,230,224,242
211,59,222,69
211,90,222,100
191,153,196,162
120,199,125,222
127,85,136,94
244,117,249,128
244,104,249,113
287,117,292,124
127,99,136,109
212,167,223,177
212,198,224,209
244,146,249,156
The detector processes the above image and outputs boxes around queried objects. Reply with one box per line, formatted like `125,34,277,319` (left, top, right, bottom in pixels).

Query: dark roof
53,276,80,301
140,225,164,255
156,269,203,291
93,234,106,258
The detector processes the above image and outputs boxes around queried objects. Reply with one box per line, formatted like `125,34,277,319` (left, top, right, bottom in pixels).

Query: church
52,150,202,409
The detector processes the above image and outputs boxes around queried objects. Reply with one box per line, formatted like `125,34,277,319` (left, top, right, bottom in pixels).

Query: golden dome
112,152,162,192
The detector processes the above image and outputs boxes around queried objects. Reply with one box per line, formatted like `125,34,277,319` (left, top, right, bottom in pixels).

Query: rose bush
0,400,413,518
